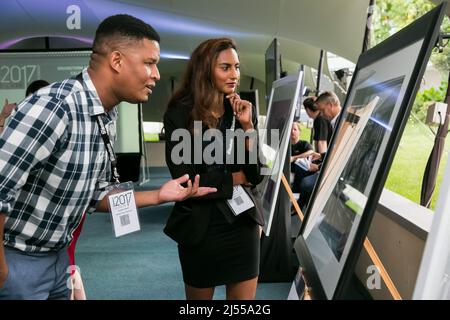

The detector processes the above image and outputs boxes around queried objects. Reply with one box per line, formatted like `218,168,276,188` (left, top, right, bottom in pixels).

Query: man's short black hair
93,14,160,51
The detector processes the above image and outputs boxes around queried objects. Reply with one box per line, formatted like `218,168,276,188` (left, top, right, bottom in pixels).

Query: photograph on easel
293,3,448,300
253,70,304,236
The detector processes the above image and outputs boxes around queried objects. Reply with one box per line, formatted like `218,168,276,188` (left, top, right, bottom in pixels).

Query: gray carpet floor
75,168,292,300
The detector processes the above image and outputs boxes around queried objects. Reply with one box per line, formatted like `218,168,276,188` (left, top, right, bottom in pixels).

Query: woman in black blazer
163,38,264,300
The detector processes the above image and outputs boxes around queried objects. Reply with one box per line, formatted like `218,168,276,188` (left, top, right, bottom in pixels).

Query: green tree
373,0,450,119
431,45,450,77
373,0,450,75
373,0,434,46
412,81,447,122
374,0,450,209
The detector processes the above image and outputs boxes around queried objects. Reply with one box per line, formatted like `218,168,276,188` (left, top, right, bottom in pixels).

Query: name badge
107,182,140,237
227,185,255,216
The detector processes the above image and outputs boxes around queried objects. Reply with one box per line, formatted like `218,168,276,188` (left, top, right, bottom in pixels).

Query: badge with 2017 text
108,186,140,237
227,185,255,216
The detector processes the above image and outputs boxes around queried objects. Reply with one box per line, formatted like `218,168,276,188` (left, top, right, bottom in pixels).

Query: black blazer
163,98,264,247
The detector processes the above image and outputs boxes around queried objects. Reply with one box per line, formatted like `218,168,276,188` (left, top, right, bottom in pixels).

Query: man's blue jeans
297,172,319,212
0,246,70,300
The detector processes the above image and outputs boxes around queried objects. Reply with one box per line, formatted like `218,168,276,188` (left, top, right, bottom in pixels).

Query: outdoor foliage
373,0,450,120
373,0,434,46
373,0,450,75
412,81,447,122
373,0,450,209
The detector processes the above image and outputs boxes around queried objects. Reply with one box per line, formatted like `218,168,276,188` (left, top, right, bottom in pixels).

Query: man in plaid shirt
0,14,216,300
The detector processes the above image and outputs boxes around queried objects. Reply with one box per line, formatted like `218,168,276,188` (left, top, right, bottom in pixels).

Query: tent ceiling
0,0,370,81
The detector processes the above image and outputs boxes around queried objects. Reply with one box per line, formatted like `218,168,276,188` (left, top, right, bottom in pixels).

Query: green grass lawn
300,120,449,210
299,123,312,142
385,119,449,209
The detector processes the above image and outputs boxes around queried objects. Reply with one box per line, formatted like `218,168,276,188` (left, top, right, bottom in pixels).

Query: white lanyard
226,116,236,156
225,115,255,215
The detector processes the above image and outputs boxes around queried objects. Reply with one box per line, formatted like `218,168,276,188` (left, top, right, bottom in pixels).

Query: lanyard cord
76,72,120,184
96,115,120,184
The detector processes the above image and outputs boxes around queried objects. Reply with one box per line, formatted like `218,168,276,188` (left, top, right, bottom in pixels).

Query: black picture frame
265,38,281,104
255,70,304,236
293,2,448,299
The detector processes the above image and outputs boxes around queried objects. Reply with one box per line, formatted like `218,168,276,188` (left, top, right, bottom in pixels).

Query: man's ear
109,51,123,73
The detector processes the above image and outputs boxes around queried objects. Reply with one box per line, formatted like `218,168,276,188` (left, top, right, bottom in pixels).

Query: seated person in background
290,122,320,193
303,97,332,155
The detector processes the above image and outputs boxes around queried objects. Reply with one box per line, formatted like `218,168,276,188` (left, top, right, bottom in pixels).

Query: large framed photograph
293,3,447,299
254,70,304,236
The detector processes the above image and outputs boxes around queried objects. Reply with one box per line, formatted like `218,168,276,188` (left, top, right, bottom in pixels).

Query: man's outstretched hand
157,174,217,203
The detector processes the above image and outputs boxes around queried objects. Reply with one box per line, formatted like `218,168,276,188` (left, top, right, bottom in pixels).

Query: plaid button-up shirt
0,68,116,253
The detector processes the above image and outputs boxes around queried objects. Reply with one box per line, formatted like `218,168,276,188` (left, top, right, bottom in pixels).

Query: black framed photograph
293,2,447,299
255,70,304,236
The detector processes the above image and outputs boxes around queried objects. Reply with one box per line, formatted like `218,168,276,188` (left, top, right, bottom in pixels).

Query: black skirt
178,208,260,288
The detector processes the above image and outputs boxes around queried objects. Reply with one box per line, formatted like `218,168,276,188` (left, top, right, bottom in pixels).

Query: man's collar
81,68,117,121
331,113,340,128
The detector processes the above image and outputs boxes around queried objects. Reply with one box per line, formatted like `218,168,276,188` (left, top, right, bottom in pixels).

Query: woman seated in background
290,122,320,193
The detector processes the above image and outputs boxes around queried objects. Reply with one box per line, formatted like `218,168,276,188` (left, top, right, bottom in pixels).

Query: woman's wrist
232,171,247,185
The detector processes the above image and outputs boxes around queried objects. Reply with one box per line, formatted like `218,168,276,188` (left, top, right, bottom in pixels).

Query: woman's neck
211,105,224,119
